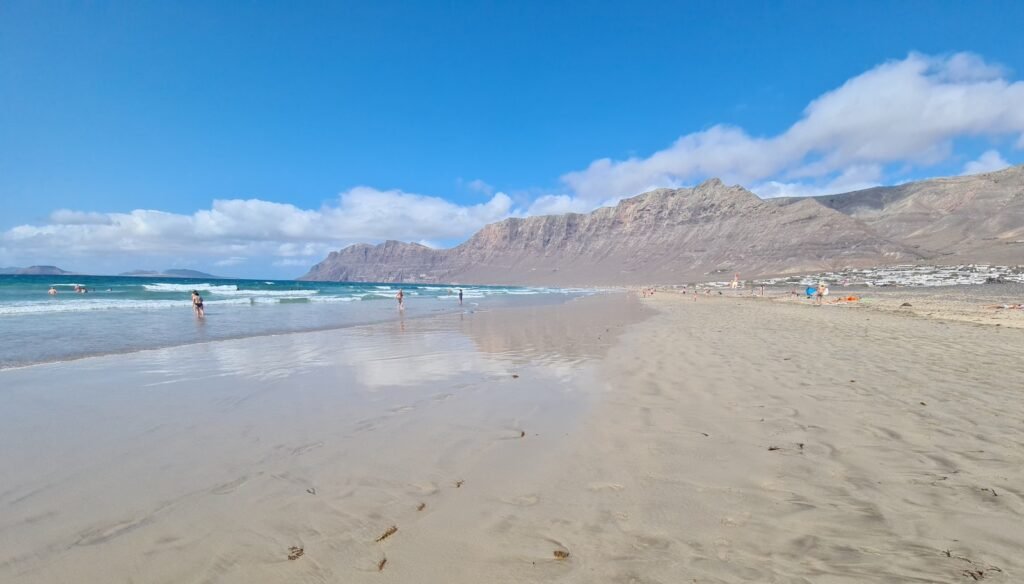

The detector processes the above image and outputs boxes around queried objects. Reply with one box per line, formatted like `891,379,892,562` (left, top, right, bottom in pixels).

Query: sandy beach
2,291,1022,583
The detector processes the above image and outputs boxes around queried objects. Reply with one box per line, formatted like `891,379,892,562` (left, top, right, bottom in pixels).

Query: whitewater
0,274,588,368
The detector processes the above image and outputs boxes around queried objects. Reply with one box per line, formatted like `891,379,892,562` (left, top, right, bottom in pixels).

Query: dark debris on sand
375,525,398,542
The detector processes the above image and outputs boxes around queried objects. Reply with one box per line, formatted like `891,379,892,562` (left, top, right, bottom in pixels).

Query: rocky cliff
302,179,920,285
769,165,1024,264
303,166,1023,285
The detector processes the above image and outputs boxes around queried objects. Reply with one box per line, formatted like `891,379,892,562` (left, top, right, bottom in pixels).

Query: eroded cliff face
301,241,447,282
770,165,1024,264
301,178,922,285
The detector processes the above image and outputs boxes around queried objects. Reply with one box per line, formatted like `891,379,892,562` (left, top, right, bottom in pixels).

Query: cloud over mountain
2,188,512,267
561,52,1024,201
3,52,1021,274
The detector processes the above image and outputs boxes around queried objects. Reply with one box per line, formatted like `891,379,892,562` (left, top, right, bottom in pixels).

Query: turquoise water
0,275,586,368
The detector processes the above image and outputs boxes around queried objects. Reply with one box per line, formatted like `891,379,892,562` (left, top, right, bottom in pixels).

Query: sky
2,1,1023,278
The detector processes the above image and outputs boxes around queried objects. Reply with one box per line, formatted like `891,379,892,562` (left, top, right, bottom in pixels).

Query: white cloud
272,258,314,268
49,210,114,225
525,194,597,216
562,52,1024,200
5,51,1023,274
466,179,495,195
752,164,884,198
2,188,513,265
962,150,1010,175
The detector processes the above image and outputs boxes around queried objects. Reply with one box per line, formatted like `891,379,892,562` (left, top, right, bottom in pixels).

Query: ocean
0,275,588,369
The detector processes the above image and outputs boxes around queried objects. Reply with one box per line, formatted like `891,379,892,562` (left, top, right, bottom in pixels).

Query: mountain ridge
769,164,1024,264
0,265,73,276
302,165,1023,285
302,178,921,285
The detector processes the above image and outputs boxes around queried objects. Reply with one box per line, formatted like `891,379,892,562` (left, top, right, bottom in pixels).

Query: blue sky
2,1,1023,277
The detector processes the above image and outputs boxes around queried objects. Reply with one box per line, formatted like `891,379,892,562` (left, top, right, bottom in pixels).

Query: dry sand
1,291,1022,583
771,283,1024,330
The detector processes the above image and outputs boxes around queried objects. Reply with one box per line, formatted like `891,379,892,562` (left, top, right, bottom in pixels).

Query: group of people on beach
47,284,89,295
184,286,465,319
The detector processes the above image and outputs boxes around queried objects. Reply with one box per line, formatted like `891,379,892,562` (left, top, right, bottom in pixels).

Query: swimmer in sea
191,290,205,318
48,286,58,295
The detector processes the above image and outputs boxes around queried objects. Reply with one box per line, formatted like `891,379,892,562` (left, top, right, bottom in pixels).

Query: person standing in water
48,286,58,295
396,289,405,311
458,289,463,306
191,290,205,318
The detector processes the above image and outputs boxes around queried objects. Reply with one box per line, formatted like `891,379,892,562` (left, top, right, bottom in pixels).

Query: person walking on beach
815,280,828,305
191,290,205,318
458,289,463,305
396,289,405,311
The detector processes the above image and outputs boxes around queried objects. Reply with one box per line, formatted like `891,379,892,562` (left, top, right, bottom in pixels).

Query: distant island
0,265,73,276
120,269,223,279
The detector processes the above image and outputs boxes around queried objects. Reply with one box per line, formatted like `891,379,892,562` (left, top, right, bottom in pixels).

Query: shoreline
3,289,1022,582
0,289,597,371
0,292,652,583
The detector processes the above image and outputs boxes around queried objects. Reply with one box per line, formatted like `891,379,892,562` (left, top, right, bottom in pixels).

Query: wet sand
2,291,1022,583
0,294,650,583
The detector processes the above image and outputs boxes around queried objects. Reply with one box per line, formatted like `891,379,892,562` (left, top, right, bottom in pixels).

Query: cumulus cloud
2,188,513,265
562,52,1024,200
752,164,885,199
49,210,115,225
962,149,1011,175
466,179,495,195
525,194,602,216
5,51,1023,273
